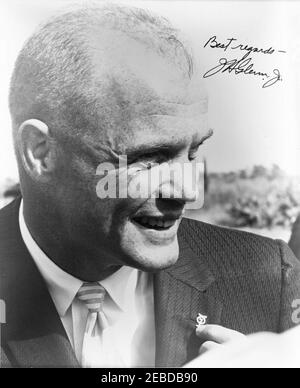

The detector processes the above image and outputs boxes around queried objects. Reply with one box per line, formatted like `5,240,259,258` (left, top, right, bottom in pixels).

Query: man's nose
159,162,199,203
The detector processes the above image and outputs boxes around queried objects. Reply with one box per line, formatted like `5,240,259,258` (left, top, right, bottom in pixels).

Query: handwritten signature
203,36,285,88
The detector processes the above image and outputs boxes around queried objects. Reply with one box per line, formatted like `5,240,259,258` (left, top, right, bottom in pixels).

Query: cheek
91,198,129,237
107,198,144,234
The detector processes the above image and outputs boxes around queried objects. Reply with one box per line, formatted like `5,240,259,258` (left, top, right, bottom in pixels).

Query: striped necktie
77,282,110,367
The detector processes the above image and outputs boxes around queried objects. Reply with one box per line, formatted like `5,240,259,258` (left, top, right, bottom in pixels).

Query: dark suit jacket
1,198,300,368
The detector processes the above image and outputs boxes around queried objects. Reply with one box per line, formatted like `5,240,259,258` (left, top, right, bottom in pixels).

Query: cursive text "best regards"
203,36,286,88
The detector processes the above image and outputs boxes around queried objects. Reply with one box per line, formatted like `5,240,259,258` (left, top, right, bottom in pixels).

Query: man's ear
17,119,56,182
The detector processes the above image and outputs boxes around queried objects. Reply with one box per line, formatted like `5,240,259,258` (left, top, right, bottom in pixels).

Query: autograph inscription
203,36,285,88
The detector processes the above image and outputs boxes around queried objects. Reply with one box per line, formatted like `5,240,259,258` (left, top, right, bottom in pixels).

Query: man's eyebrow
124,141,184,159
124,129,214,159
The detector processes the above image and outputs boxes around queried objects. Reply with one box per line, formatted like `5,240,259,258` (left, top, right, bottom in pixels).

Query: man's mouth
132,216,177,230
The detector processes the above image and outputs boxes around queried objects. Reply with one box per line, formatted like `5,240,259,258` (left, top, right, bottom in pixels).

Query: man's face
55,45,211,279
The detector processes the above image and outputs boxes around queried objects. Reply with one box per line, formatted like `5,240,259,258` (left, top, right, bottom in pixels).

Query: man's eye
138,161,157,170
127,161,157,176
131,152,165,165
128,152,165,174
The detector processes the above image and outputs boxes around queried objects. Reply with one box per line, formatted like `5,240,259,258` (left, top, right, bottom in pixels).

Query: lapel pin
196,313,208,328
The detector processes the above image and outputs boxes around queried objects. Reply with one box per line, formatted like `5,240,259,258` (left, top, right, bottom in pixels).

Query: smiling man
0,4,300,368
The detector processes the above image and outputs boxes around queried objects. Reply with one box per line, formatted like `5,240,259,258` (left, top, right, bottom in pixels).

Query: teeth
164,220,175,228
149,219,157,226
136,217,176,229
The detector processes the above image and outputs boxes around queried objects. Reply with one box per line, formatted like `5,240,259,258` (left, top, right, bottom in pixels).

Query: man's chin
122,238,180,272
118,217,181,271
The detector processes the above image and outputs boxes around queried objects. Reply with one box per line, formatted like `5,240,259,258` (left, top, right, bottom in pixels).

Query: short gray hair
9,4,194,137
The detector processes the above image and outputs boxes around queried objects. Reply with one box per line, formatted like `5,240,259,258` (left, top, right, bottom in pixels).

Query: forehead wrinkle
135,113,209,134
131,99,208,119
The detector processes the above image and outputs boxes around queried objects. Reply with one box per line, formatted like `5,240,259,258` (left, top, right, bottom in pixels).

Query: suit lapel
5,263,79,368
1,198,79,368
154,226,223,367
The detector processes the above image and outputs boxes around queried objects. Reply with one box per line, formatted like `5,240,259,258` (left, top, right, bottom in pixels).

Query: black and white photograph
1,0,300,371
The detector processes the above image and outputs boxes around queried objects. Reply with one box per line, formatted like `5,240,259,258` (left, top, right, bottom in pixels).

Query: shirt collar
100,266,139,312
19,201,140,316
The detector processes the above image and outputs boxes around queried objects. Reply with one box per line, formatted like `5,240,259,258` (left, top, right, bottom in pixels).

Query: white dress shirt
19,201,155,367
